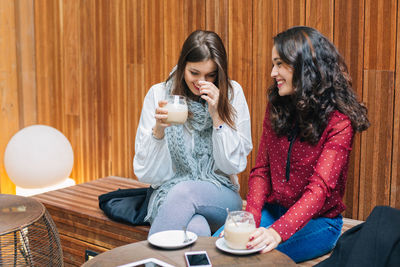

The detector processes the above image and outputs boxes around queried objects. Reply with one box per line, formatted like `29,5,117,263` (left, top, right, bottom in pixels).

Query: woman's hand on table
247,227,282,253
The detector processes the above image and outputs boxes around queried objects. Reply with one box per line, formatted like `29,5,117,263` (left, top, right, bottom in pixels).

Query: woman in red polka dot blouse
245,26,370,262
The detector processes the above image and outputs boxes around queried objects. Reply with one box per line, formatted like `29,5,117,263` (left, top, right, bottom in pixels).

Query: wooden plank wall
0,0,399,220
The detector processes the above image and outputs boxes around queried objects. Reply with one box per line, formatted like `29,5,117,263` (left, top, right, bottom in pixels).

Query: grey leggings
149,181,242,237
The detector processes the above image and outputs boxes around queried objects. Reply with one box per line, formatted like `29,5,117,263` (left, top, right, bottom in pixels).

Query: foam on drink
165,103,188,124
224,222,255,250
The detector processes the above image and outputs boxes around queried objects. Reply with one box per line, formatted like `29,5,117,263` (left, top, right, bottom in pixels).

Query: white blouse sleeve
212,81,253,175
133,83,174,185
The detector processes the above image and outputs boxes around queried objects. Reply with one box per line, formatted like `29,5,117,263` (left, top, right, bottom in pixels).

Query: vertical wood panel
35,0,63,129
305,0,333,40
127,0,146,180
334,0,365,219
110,0,129,178
62,0,83,182
364,0,397,70
206,0,229,46
359,0,398,219
95,0,113,181
15,0,37,127
391,1,400,208
163,0,185,77
359,71,394,219
228,0,253,198
80,0,100,182
184,0,206,33
251,0,277,175
163,0,206,75
0,0,19,194
278,0,306,32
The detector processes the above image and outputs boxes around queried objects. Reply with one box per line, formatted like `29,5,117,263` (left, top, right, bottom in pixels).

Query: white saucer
215,238,266,255
148,230,197,249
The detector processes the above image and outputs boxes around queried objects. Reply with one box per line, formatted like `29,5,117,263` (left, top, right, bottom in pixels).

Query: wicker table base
0,194,63,266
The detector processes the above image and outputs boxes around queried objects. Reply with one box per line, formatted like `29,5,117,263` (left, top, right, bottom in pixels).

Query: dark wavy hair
167,30,236,128
268,26,369,144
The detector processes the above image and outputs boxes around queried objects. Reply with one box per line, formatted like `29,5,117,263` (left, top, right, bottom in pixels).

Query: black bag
98,186,154,226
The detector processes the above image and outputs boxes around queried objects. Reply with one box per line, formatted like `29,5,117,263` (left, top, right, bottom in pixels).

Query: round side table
0,194,63,266
83,236,297,267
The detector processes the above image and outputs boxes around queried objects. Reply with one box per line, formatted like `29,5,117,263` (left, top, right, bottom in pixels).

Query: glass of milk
165,95,188,124
224,211,256,250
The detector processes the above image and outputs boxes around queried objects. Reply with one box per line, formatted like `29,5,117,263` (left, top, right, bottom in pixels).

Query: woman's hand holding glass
199,81,223,127
153,96,188,139
247,227,282,253
153,100,170,139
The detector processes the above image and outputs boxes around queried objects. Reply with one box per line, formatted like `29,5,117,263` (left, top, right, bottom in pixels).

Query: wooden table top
82,236,297,267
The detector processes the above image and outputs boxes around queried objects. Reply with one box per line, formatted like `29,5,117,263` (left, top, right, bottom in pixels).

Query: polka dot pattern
245,108,354,242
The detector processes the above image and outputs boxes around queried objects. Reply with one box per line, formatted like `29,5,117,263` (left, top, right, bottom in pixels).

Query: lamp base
16,178,76,196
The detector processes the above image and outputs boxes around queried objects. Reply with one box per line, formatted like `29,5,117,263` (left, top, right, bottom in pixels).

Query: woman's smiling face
271,45,294,96
184,60,217,96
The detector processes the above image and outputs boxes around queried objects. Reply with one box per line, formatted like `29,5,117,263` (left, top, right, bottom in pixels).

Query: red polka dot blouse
246,106,354,242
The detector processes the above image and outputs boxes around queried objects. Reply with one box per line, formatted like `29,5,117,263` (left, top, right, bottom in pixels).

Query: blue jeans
213,203,343,263
149,181,242,237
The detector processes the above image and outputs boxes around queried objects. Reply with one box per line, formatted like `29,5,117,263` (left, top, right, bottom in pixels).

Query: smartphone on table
184,251,212,267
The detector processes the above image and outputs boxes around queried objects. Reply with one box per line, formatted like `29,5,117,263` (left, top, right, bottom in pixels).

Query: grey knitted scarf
144,78,238,223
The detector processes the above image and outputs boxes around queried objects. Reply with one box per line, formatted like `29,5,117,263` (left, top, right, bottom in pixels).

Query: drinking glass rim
166,94,186,99
228,211,253,216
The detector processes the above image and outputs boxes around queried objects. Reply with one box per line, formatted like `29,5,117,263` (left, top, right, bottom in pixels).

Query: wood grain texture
277,0,306,32
62,0,84,183
228,0,253,197
164,0,186,77
59,234,108,267
206,0,229,46
251,0,277,177
359,70,395,219
1,0,400,219
15,0,37,127
333,0,365,219
359,0,397,219
0,0,19,194
126,0,147,183
391,0,400,208
305,0,334,40
34,0,63,129
364,0,397,70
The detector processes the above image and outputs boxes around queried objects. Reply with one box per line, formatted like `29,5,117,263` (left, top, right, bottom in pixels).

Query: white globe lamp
4,125,75,196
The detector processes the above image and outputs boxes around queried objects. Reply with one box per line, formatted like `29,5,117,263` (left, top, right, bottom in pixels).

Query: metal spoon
183,226,192,243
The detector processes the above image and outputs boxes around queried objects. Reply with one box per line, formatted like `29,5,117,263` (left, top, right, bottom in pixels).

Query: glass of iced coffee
165,95,188,124
224,211,256,250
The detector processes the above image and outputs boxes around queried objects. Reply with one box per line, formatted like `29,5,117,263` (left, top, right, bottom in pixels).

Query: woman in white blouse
134,30,252,236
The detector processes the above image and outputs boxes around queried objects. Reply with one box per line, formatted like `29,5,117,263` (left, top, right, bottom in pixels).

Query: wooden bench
32,176,151,266
32,176,363,266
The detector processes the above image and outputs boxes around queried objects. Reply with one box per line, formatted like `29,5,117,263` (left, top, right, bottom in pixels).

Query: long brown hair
269,26,369,144
167,30,236,128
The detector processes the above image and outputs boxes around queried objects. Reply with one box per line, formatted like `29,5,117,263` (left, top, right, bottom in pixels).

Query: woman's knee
187,214,211,236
